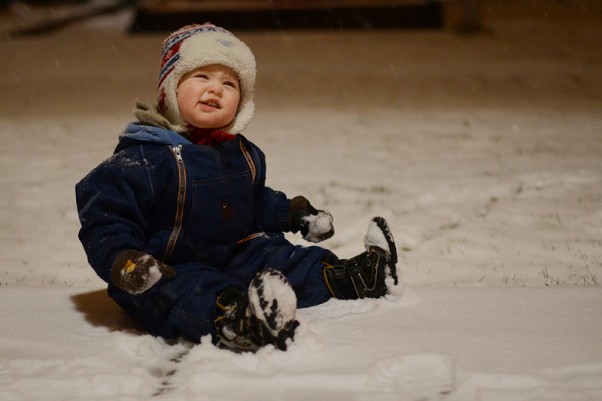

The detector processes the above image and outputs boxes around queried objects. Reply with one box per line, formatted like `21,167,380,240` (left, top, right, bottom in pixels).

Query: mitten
290,196,335,243
110,250,176,295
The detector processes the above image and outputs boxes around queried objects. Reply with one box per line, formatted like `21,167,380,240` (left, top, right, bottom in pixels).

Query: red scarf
188,129,236,146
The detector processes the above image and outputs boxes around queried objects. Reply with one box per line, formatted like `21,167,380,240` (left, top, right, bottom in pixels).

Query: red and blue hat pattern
158,23,233,89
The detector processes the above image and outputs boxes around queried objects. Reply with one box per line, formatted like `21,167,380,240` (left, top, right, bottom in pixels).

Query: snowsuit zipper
239,140,256,184
164,144,186,261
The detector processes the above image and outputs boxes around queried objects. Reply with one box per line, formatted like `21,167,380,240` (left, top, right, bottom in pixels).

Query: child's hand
290,196,335,243
111,250,176,295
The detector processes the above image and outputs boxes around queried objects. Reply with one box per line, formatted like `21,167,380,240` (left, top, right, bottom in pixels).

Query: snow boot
214,269,300,352
323,216,399,299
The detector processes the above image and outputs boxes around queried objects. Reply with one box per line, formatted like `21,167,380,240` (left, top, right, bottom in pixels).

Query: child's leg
108,233,330,343
109,263,242,341
323,217,399,299
225,232,332,308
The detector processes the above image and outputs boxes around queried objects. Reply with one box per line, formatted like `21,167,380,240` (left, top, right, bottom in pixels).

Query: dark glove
111,250,176,295
290,196,335,243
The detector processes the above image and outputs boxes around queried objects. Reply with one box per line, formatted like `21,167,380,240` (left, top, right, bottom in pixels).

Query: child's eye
224,81,239,89
194,73,209,79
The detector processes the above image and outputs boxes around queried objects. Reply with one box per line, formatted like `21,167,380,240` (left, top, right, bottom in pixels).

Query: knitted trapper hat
157,23,256,134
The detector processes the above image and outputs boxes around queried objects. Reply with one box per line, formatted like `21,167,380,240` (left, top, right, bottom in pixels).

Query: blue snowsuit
76,123,331,340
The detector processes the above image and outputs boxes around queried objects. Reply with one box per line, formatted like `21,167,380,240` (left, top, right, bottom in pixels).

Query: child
76,23,399,352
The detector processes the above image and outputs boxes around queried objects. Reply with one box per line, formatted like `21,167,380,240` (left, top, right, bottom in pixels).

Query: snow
364,218,391,252
1,0,602,400
134,262,162,295
301,210,334,242
248,270,297,336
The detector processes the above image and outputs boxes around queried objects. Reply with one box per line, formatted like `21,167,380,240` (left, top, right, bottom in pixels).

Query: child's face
177,64,241,131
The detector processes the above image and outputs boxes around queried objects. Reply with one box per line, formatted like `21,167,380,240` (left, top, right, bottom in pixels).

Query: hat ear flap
228,99,255,134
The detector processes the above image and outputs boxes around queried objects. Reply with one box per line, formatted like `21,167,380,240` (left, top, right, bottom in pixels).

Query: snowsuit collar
116,123,193,153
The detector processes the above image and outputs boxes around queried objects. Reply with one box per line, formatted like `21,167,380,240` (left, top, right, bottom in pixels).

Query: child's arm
243,137,334,242
256,188,334,243
76,148,164,288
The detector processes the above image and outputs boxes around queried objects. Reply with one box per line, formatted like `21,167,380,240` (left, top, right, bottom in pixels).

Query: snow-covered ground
1,1,601,400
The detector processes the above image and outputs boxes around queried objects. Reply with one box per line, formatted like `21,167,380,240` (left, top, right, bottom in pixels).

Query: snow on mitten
290,196,334,243
111,250,175,295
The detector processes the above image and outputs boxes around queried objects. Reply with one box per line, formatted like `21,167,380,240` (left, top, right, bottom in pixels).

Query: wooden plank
4,0,131,38
131,0,444,32
141,0,433,12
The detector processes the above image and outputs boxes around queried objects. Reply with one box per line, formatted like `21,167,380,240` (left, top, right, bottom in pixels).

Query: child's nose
208,82,222,96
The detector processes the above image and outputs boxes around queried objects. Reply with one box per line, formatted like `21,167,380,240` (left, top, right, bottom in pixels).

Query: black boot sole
371,216,399,285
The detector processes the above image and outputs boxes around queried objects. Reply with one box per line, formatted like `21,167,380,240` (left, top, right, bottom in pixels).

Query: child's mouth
200,100,220,110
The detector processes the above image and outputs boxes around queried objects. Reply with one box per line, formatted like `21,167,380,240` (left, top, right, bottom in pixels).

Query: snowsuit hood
116,122,192,153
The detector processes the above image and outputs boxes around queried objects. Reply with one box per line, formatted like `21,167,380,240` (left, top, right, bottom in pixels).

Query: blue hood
115,123,192,153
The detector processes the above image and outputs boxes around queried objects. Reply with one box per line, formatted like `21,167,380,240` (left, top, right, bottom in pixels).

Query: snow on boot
323,216,399,299
214,269,300,352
